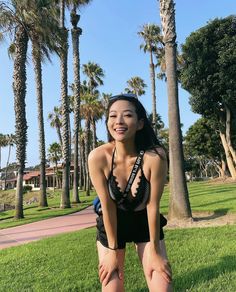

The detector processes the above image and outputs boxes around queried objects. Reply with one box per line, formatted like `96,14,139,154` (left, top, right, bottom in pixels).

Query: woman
88,94,172,292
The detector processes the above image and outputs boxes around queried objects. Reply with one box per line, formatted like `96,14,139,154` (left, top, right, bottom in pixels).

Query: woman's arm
88,148,121,286
146,150,167,252
88,149,118,249
146,149,172,283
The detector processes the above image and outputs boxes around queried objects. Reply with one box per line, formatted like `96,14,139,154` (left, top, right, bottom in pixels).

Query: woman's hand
99,250,122,286
146,247,172,283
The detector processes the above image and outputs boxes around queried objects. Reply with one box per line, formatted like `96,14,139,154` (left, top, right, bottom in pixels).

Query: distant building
0,165,75,191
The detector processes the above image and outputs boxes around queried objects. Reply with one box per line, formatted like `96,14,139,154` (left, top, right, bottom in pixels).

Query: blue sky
0,0,235,167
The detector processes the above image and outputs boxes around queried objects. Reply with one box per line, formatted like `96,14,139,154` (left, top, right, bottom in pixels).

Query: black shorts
96,208,167,249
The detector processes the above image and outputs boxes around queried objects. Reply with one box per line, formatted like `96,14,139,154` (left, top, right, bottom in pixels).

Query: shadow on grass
193,208,229,222
195,197,236,208
174,255,236,290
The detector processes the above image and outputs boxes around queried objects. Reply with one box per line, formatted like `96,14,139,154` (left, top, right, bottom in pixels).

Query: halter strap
110,149,145,199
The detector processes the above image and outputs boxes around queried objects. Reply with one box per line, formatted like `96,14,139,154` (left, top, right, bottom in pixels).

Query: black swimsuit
96,149,167,249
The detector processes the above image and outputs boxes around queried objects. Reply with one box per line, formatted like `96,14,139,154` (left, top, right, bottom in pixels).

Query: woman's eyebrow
109,109,134,114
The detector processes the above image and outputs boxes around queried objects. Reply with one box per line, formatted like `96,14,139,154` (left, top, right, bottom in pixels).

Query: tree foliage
181,16,236,121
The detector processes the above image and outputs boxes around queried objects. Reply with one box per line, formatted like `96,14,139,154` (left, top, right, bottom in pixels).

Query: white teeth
115,128,126,132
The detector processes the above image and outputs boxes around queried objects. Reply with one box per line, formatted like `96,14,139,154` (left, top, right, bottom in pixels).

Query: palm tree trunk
159,0,192,220
150,52,157,135
84,119,90,196
60,0,71,208
91,118,97,149
56,124,63,147
71,24,82,203
80,137,85,189
32,40,48,207
4,144,12,190
13,25,28,219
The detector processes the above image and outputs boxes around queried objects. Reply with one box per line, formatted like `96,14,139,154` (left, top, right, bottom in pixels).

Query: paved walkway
0,206,97,250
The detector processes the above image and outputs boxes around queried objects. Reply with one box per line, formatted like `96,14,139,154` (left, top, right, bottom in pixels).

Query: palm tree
0,0,30,219
125,76,147,97
159,0,192,220
82,62,104,195
30,0,60,208
48,142,62,190
58,0,71,208
69,0,92,203
0,133,8,171
48,106,63,147
82,62,105,93
138,23,163,134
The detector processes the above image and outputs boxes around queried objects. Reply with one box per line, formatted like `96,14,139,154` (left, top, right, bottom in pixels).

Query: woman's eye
109,115,116,118
124,114,132,117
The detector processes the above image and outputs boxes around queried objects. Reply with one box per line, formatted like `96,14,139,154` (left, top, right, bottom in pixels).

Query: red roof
23,171,40,180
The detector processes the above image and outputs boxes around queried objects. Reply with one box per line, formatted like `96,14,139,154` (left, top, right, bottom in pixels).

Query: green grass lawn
0,225,235,292
0,189,96,229
160,181,236,215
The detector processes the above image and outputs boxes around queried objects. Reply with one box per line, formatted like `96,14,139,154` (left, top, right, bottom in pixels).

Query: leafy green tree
184,118,226,178
181,16,236,180
159,0,192,220
125,76,147,97
138,23,163,133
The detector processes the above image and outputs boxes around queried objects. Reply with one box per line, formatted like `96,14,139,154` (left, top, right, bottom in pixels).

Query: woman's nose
115,115,124,124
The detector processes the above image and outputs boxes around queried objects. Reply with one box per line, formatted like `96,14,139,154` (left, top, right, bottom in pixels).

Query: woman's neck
113,141,137,160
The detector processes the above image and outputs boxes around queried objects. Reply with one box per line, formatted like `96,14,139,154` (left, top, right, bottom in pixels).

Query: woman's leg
136,240,173,292
97,241,126,292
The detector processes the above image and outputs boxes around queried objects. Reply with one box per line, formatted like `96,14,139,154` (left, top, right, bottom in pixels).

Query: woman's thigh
97,241,126,292
136,240,173,292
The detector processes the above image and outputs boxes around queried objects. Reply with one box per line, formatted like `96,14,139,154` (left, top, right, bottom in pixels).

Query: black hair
106,95,162,152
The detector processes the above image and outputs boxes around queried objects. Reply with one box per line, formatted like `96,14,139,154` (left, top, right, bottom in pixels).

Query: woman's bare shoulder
145,147,167,161
88,143,114,166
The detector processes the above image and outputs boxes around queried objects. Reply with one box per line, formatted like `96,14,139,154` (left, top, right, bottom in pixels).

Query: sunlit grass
160,181,236,214
0,225,235,291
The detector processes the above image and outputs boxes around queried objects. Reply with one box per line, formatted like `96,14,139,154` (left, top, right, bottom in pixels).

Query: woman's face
107,100,143,142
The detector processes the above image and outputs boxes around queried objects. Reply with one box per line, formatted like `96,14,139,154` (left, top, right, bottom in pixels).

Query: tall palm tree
80,91,96,195
82,62,104,195
30,0,60,208
159,0,192,220
0,0,30,219
58,0,71,208
69,0,92,203
138,23,163,134
125,76,147,97
48,106,63,147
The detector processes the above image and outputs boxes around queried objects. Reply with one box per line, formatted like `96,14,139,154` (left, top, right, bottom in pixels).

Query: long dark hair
106,94,162,152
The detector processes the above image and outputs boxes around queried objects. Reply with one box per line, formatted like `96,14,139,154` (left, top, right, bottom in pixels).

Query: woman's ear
137,119,144,130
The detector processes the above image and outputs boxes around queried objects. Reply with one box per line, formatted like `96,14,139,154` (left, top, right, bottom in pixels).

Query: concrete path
0,206,97,250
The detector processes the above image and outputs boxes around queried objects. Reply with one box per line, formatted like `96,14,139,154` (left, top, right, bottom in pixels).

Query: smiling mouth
115,128,127,133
